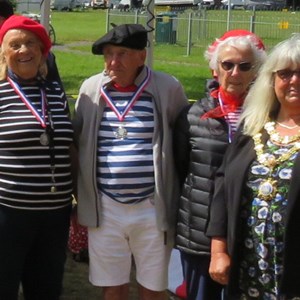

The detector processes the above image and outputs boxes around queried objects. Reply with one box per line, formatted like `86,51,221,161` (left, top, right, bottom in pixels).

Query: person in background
0,0,13,23
72,23,188,300
173,29,266,300
0,0,64,87
0,15,73,299
207,33,300,299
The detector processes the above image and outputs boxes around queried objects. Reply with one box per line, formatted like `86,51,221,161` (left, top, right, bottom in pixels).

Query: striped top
226,107,243,140
0,80,74,210
97,88,155,204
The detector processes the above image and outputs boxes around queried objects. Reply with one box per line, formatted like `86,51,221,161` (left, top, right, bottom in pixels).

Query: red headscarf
201,86,246,119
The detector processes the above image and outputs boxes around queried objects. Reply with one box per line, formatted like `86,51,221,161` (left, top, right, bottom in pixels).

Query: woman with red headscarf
173,29,266,300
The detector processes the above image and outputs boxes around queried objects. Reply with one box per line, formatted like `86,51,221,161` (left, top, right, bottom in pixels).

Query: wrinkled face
103,44,146,87
2,29,44,80
216,45,257,97
274,66,300,111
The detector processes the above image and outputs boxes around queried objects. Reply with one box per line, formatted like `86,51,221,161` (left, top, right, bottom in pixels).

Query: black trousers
0,205,71,300
180,251,224,300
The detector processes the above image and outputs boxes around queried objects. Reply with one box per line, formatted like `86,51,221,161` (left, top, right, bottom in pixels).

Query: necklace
253,125,300,201
276,121,299,130
265,121,300,145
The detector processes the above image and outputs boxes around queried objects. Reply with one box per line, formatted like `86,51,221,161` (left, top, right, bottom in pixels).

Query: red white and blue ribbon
7,77,47,128
100,66,151,122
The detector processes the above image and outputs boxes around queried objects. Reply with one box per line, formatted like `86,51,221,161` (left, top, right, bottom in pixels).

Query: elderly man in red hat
72,23,188,300
0,15,74,300
173,29,267,300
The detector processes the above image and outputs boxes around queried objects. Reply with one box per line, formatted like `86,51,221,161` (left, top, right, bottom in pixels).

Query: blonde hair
240,33,300,136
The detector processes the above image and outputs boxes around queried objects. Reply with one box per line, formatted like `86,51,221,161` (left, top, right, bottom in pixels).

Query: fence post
106,9,110,33
186,12,192,56
250,8,256,32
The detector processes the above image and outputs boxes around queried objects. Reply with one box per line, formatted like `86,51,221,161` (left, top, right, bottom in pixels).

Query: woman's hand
209,237,231,285
209,251,231,285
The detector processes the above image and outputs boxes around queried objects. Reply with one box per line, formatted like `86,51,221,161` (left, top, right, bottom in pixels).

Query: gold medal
258,178,277,201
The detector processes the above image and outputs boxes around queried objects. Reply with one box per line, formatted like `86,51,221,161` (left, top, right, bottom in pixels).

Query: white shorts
88,194,172,291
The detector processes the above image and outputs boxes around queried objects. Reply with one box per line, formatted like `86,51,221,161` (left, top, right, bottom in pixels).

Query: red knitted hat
0,15,51,55
210,29,265,51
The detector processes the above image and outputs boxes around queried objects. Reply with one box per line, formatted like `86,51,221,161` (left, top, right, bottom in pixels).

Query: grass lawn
51,8,300,101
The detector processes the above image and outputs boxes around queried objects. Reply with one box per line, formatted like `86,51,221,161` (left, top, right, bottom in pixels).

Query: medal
258,178,277,201
114,126,128,139
40,132,50,146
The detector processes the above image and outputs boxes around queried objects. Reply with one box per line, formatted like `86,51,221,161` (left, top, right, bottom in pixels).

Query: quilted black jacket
173,80,231,255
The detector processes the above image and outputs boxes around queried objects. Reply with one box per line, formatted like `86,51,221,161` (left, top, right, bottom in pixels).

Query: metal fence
107,8,300,55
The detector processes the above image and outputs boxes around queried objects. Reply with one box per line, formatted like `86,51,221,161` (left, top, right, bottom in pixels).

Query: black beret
92,24,147,55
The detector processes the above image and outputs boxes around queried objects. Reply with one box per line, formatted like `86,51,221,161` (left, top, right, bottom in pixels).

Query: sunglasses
219,61,254,72
275,69,300,81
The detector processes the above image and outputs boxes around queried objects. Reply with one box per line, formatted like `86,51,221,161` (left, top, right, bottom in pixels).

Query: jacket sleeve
205,149,228,238
173,104,192,186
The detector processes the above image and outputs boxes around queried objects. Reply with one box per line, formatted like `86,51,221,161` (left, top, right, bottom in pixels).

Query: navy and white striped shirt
97,89,155,204
0,80,73,210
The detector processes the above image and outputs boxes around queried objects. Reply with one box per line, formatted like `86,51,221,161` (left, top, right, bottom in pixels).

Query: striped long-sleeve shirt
0,79,74,210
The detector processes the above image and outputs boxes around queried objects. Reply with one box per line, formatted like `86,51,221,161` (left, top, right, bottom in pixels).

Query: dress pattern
238,140,297,300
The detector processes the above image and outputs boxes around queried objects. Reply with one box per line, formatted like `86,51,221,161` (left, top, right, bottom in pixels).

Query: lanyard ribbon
7,77,47,128
100,67,151,122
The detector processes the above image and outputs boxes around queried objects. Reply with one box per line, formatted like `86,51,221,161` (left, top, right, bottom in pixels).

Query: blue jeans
180,251,224,300
0,205,71,300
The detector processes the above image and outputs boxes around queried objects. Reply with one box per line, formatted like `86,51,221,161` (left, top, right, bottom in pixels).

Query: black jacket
206,129,300,297
174,80,231,255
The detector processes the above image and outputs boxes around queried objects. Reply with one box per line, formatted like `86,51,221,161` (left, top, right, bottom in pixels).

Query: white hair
205,35,267,74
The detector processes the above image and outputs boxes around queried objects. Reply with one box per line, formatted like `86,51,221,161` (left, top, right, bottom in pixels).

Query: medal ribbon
100,67,151,121
7,77,47,128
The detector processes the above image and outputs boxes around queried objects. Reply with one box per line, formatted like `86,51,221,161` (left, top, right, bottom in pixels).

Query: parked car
244,0,285,10
91,0,107,8
117,0,130,10
199,0,216,9
221,0,245,9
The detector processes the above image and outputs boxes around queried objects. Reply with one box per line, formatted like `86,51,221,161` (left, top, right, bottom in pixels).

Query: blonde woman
207,34,300,299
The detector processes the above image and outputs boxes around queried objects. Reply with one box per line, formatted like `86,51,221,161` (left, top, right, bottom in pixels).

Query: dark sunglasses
275,69,300,81
219,61,254,72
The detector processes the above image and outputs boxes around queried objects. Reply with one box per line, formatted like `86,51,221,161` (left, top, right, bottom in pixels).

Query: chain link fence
106,8,300,54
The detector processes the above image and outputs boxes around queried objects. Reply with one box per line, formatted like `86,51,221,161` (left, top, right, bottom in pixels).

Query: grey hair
205,35,267,74
240,33,300,136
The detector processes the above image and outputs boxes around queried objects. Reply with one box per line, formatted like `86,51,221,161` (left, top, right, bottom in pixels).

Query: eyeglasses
219,61,254,72
275,69,300,81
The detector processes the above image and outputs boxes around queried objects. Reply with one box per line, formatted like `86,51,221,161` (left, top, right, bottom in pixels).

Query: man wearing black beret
72,23,189,300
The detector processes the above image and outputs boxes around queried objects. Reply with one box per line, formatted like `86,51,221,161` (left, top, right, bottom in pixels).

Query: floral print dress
238,139,298,300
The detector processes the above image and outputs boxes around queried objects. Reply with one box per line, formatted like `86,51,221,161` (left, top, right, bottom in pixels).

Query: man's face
103,44,146,87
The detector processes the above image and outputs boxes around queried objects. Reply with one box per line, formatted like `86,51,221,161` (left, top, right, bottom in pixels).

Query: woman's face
274,66,300,112
216,45,257,97
2,29,44,80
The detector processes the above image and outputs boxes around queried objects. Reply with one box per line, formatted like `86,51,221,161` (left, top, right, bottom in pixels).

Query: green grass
50,9,300,100
51,10,210,100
